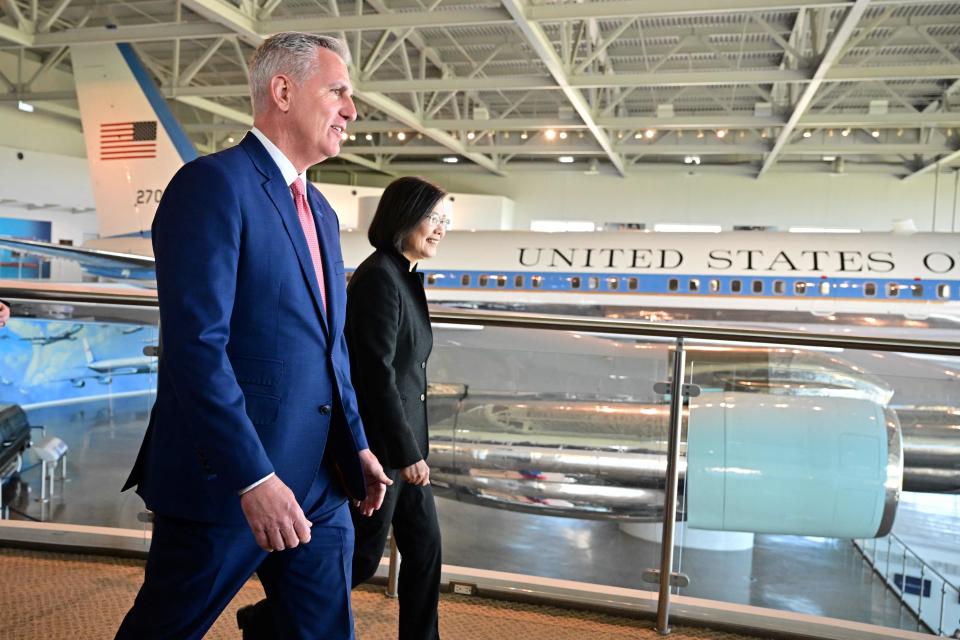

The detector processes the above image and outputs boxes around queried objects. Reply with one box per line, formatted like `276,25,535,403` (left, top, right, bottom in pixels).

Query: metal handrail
4,284,960,356
854,533,960,636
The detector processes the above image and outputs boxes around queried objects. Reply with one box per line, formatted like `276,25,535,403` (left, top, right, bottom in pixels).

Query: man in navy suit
115,32,391,639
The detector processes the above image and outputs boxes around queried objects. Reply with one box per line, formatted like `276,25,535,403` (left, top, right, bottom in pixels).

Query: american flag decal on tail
99,121,157,160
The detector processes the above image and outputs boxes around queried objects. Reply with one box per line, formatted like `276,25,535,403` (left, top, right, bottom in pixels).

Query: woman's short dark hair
367,176,447,254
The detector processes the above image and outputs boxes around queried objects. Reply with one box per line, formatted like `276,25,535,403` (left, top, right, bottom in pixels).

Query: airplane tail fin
71,43,198,240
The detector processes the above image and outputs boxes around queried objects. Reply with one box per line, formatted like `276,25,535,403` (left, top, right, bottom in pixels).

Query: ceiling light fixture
442,156,459,163
466,131,475,140
521,131,528,140
365,133,373,141
558,155,574,163
841,128,850,137
716,129,727,139
871,129,880,138
644,128,656,139
397,131,406,141
17,101,33,113
802,130,812,138
559,131,568,139
545,129,557,140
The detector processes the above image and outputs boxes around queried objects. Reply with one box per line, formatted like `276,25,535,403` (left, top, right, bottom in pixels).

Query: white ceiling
2,0,959,178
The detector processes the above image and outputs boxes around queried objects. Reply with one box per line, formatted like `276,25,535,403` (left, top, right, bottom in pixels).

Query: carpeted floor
0,547,769,639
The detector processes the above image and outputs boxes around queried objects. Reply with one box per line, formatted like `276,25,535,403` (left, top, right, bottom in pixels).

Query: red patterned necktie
290,177,327,314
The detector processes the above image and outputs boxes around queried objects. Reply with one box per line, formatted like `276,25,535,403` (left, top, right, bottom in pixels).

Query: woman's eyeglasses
427,212,451,228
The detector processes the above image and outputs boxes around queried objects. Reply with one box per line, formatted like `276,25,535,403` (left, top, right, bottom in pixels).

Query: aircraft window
479,275,489,287
496,275,507,288
773,280,785,295
688,279,699,292
794,281,807,295
514,275,524,288
570,276,582,289
668,278,679,291
607,277,619,291
819,281,831,295
730,280,742,294
752,280,763,294
886,282,899,297
461,274,471,287
911,283,923,298
864,282,876,297
937,284,951,299
532,275,543,288
427,274,438,285
628,278,639,290
709,279,720,292
587,277,599,290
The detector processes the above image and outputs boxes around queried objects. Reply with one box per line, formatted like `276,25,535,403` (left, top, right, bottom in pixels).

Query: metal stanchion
655,337,687,635
386,528,400,598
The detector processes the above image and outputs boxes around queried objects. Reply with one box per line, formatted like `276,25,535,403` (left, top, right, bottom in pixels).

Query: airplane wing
0,237,155,283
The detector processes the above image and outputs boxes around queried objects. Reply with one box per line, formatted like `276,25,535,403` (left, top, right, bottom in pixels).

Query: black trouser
239,472,442,640
352,471,442,640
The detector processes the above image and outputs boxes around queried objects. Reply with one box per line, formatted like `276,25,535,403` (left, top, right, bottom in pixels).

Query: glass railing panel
0,297,158,531
680,338,960,633
428,323,673,590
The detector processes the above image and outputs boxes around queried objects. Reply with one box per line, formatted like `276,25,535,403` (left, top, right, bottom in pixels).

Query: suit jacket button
319,405,331,415
419,393,425,402
421,361,426,369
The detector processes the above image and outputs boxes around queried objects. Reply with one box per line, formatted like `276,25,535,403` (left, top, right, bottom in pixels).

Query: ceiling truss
0,0,958,177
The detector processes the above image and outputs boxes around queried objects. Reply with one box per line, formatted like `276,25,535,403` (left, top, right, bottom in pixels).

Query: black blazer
346,249,432,470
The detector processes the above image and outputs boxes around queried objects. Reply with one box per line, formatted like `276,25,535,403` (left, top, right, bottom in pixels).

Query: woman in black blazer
348,176,447,640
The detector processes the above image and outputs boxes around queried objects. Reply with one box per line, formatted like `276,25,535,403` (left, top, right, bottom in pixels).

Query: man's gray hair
249,32,351,116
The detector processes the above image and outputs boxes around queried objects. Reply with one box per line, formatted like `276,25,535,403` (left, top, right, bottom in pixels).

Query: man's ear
269,75,292,113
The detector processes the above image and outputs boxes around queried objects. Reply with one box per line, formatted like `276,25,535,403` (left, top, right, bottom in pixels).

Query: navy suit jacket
124,133,368,525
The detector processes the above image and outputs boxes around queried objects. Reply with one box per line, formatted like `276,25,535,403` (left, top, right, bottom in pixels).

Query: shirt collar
250,127,307,188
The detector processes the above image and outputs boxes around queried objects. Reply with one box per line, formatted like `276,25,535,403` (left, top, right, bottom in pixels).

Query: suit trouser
352,472,442,640
115,500,355,640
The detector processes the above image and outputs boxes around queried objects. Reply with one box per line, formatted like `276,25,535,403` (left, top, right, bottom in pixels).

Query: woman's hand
400,459,430,486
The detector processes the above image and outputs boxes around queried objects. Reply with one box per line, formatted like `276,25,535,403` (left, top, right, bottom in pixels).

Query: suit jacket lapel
241,134,328,332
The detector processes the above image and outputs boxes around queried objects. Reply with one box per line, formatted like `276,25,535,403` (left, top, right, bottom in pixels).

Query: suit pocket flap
232,355,283,387
243,392,281,426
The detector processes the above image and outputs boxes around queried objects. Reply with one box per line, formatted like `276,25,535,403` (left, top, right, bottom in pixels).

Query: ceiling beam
180,0,262,47
0,19,32,46
500,0,626,176
758,0,872,177
341,141,953,156
263,8,512,33
354,89,504,175
31,22,235,47
902,148,960,181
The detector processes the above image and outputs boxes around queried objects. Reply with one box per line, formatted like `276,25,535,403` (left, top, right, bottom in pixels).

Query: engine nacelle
686,392,901,538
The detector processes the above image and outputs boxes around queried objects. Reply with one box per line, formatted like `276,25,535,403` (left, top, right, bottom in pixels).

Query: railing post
900,546,908,605
885,536,892,578
938,582,946,636
655,337,687,636
917,565,924,626
386,528,400,598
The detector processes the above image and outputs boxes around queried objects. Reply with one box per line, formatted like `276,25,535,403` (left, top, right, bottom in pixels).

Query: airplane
2,42,960,539
81,337,156,379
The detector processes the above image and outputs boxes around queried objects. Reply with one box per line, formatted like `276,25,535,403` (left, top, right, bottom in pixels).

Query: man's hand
400,459,430,486
239,475,312,552
357,449,392,517
0,301,9,329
